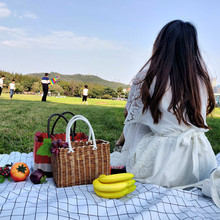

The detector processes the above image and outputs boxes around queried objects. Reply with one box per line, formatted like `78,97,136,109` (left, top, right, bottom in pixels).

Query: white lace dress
111,71,217,188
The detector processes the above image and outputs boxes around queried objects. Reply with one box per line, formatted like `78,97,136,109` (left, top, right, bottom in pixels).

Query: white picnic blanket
0,152,220,220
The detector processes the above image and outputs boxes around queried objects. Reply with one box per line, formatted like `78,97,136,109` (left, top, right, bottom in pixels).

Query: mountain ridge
27,72,129,90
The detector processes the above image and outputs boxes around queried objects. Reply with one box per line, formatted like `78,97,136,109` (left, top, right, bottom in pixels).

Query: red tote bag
33,111,76,176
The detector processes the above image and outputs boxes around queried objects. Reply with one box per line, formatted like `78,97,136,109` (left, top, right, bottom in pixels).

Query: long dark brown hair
141,20,215,128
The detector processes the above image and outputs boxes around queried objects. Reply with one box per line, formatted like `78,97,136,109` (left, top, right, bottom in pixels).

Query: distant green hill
27,72,129,90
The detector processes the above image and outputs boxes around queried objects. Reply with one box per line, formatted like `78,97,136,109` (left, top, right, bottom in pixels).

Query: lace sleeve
125,70,146,123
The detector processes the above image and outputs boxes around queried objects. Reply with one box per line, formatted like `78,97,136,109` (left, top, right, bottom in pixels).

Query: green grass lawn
0,93,126,154
206,108,220,154
0,93,219,154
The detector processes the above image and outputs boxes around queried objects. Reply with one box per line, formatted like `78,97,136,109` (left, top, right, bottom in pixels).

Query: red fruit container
33,112,77,177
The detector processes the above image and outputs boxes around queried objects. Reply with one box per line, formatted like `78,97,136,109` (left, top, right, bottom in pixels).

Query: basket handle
47,113,74,138
51,111,76,137
66,115,96,153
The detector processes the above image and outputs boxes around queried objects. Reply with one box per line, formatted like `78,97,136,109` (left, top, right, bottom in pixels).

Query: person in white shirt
0,75,6,96
9,79,16,99
82,85,88,105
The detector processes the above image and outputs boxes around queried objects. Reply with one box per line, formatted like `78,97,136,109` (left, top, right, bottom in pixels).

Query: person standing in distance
9,79,16,99
82,85,88,105
41,73,50,102
0,75,6,97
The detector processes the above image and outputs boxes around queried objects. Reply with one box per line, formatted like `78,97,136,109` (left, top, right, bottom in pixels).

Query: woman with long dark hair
111,20,217,187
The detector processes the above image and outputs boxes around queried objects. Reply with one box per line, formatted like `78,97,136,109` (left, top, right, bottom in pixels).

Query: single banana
98,174,106,179
127,184,136,194
126,179,136,188
98,173,134,183
94,185,136,199
93,179,128,192
93,178,136,192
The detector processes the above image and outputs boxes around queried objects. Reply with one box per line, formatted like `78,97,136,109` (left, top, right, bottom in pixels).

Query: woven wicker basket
51,115,110,187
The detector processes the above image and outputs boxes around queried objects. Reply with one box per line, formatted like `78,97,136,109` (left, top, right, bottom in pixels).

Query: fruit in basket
62,142,68,148
52,140,58,148
98,173,134,183
57,139,63,148
93,173,136,198
30,169,47,184
10,162,30,182
74,132,88,141
50,139,69,155
35,132,43,142
50,145,59,155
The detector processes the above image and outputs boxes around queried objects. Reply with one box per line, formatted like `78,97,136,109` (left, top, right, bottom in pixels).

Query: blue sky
0,0,220,84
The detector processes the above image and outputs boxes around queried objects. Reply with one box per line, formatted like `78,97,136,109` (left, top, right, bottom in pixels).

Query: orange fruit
10,162,30,182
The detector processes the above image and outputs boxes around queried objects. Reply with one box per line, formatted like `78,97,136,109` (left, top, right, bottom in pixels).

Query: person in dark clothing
41,73,50,101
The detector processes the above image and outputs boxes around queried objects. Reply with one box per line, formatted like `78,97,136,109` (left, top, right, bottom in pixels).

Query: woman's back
140,77,209,135
111,20,217,187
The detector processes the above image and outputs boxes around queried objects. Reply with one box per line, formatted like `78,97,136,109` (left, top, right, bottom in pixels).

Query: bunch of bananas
93,173,136,198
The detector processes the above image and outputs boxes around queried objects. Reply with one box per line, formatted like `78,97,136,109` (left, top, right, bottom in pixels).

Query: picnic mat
0,152,220,220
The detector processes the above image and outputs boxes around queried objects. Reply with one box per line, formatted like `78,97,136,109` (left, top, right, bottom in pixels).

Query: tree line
0,71,128,99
